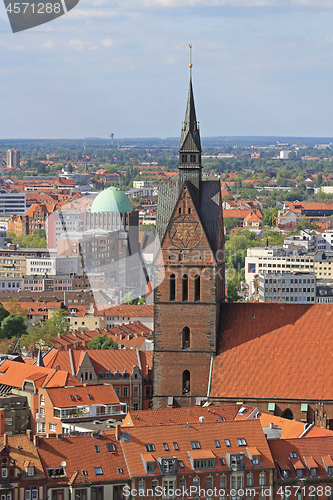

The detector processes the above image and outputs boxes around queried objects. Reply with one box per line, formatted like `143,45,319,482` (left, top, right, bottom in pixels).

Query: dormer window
295,468,304,478
328,466,333,476
25,466,35,476
281,469,290,480
310,467,318,478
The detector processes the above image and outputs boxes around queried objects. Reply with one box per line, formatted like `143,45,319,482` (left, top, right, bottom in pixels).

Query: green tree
224,217,240,231
0,314,27,339
88,334,118,350
0,303,10,324
50,309,71,335
227,280,240,303
20,320,58,349
122,292,139,305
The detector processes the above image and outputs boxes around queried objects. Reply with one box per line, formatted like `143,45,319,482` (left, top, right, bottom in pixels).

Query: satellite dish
61,461,67,467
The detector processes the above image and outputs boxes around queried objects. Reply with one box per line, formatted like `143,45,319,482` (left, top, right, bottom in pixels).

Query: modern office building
6,148,20,168
258,272,316,303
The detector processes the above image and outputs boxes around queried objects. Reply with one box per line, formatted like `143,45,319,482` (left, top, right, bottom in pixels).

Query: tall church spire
179,45,202,191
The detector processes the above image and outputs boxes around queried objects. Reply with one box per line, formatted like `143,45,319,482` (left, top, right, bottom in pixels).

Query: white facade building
258,272,316,303
245,246,314,297
26,257,56,276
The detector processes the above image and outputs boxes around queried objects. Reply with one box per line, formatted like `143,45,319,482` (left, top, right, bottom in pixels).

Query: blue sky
1,0,333,139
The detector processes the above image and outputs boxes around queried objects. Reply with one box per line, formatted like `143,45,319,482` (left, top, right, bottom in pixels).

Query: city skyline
1,1,333,138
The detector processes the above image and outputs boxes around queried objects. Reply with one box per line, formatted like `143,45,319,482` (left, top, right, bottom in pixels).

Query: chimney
115,424,121,441
26,429,32,442
33,435,39,448
270,422,274,429
3,434,7,446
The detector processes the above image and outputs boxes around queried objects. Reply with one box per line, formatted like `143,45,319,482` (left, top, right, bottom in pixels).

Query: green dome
91,187,133,213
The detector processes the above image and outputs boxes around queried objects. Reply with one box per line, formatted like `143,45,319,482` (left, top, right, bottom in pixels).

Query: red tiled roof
0,360,81,389
210,303,333,400
45,384,119,408
121,405,240,428
7,435,44,478
95,304,153,318
121,420,274,478
269,436,333,481
259,413,333,439
38,431,129,484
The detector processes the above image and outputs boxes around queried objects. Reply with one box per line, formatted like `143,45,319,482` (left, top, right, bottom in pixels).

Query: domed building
83,186,140,300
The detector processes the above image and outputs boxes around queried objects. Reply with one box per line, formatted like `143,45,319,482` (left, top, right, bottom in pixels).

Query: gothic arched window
182,274,188,301
170,274,176,301
182,327,190,349
194,274,200,302
182,370,190,395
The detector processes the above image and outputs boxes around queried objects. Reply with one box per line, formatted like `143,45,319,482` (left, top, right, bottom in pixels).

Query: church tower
153,51,225,408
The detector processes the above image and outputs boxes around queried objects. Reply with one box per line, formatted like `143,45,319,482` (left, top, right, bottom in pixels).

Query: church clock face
169,214,202,248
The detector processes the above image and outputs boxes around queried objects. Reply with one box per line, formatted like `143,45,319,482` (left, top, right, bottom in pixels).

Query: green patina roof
91,186,133,214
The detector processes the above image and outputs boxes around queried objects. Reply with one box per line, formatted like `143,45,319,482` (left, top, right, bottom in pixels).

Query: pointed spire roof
180,78,201,153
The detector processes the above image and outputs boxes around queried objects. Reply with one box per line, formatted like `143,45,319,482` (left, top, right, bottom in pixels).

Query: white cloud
42,40,55,49
68,39,87,50
101,38,113,48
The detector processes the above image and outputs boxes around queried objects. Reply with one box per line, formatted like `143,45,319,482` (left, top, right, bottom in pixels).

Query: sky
1,0,333,139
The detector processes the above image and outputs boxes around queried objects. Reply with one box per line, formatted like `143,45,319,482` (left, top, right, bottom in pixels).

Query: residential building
258,272,316,303
2,301,62,326
313,251,333,279
120,419,275,500
6,148,20,168
0,277,23,292
0,394,30,434
269,436,333,498
243,211,263,232
96,304,153,330
36,384,126,434
37,430,130,500
41,348,153,411
0,254,26,279
0,433,45,500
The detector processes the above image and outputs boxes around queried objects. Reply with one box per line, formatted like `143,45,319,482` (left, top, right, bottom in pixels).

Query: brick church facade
153,74,225,409
153,70,333,430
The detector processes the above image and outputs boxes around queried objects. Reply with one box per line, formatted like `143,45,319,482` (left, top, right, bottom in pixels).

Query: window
82,470,88,476
170,274,176,301
91,487,103,500
194,274,200,301
49,423,56,432
182,274,188,301
145,443,155,452
134,387,139,397
173,442,179,450
237,438,246,446
193,459,215,469
220,475,226,489
138,481,145,495
310,467,318,478
151,480,159,495
47,468,66,478
183,370,190,395
123,387,128,397
206,476,213,490
247,474,254,487
106,443,116,452
259,472,266,486
94,467,103,475
193,477,200,491
25,488,31,500
40,394,45,406
94,445,100,453
74,491,87,500
190,441,200,449
182,326,190,349
214,440,220,448
178,460,184,468
163,443,169,451
225,439,231,447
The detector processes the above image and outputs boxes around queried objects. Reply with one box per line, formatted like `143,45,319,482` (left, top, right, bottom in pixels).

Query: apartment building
0,255,26,278
258,272,316,303
36,384,126,435
313,251,333,279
